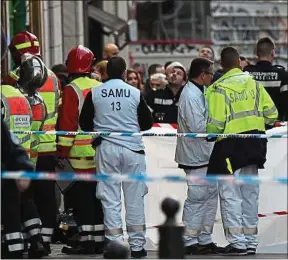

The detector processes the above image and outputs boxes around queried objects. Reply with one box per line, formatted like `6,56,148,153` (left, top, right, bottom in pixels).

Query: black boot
42,242,51,256
131,249,147,258
28,241,47,259
61,245,95,255
5,251,23,259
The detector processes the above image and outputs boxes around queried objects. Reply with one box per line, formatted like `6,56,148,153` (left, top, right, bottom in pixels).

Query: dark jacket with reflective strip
244,61,288,121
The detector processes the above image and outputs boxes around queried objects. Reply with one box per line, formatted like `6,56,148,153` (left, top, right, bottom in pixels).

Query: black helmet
18,53,48,95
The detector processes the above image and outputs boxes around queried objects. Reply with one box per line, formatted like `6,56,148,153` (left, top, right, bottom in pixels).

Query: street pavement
37,244,287,259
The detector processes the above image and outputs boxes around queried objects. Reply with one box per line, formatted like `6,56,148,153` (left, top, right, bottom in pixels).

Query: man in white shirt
175,57,221,255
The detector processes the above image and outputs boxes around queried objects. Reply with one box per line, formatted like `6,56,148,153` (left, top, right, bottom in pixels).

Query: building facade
1,0,287,77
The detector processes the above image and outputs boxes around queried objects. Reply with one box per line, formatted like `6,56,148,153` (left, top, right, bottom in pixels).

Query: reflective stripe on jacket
206,68,278,174
37,70,60,153
206,68,278,135
1,85,32,157
30,102,46,166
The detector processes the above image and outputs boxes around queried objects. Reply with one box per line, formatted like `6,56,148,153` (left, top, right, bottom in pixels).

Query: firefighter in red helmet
5,31,61,256
57,45,104,254
3,31,41,86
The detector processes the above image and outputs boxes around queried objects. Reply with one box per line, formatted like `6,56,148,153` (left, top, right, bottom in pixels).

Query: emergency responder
8,31,60,252
175,58,221,255
1,119,33,259
79,56,153,258
206,47,278,255
1,28,34,259
57,45,104,254
1,84,32,158
3,31,40,86
244,37,288,121
146,62,187,123
1,72,33,258
19,54,50,258
18,54,48,167
102,43,119,60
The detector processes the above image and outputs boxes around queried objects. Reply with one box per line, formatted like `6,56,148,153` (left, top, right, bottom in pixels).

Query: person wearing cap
175,57,222,255
146,61,187,123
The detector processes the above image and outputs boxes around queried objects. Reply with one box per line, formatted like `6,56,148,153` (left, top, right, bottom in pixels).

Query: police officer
79,56,153,258
146,62,187,123
8,31,60,252
57,45,104,254
244,37,288,121
175,58,221,255
17,54,49,258
206,47,278,255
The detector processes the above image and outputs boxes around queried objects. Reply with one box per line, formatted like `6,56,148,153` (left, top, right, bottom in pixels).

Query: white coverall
175,81,218,246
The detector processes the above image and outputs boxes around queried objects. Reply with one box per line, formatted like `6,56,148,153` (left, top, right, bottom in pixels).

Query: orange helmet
66,45,95,74
9,31,40,65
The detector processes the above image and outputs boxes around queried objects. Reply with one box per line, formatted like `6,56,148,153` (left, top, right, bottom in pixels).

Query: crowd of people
1,29,287,259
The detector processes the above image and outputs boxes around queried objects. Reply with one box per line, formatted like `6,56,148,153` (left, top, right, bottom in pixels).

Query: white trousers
95,141,148,251
218,164,259,249
182,167,218,246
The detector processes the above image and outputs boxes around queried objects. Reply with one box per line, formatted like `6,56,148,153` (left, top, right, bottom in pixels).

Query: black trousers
34,155,57,243
1,179,24,257
66,181,104,249
21,181,43,243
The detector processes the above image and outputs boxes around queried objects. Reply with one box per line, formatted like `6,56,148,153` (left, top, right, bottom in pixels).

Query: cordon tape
1,171,287,185
10,130,288,138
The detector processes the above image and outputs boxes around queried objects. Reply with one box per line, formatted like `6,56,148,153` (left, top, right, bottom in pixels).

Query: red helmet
66,45,95,74
9,31,40,65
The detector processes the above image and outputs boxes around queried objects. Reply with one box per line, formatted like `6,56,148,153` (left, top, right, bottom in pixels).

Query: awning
87,5,129,49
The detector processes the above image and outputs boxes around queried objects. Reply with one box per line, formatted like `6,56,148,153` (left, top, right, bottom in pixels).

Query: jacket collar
187,80,206,95
212,68,247,85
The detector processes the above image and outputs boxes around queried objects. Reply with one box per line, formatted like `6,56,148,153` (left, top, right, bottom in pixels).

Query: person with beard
146,62,187,123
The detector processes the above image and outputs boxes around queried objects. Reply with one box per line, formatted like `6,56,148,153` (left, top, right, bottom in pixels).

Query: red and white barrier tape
153,123,178,129
152,122,287,129
258,211,288,218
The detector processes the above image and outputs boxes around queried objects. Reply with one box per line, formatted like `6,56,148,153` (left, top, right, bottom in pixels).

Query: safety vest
58,77,101,169
1,85,32,157
37,70,60,153
30,101,47,166
206,68,278,135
